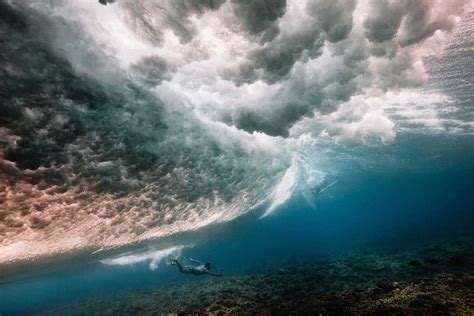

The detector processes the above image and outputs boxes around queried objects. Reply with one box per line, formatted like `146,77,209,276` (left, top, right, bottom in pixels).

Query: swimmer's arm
188,258,204,265
206,270,223,277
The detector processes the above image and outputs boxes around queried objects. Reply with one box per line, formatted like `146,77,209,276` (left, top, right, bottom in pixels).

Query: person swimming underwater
170,257,222,277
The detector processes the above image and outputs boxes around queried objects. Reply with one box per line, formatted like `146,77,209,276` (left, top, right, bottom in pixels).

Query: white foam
100,245,186,270
260,157,298,218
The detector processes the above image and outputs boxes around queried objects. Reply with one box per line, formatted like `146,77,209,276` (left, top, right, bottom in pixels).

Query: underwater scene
0,1,473,315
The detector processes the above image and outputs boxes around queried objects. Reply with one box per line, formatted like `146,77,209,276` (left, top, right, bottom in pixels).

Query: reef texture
40,236,474,315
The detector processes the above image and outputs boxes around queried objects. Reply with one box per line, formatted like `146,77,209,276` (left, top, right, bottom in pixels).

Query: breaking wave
0,0,472,266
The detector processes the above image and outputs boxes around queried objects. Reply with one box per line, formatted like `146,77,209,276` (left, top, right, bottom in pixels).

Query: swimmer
170,257,222,277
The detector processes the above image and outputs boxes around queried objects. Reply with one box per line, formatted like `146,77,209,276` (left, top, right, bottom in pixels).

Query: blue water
1,133,473,314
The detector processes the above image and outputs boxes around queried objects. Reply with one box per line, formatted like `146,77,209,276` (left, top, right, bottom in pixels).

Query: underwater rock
447,254,473,268
375,281,397,293
408,260,422,267
424,257,440,265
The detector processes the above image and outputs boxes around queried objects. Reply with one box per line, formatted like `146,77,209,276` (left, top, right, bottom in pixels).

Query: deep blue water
1,133,473,314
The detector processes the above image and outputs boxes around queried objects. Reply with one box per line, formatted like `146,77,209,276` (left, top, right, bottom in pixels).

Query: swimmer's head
205,262,211,270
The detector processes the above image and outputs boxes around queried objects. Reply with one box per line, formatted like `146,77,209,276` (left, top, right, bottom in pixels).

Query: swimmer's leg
170,258,185,272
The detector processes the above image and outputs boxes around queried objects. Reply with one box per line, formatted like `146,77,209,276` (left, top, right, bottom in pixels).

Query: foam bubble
101,245,186,270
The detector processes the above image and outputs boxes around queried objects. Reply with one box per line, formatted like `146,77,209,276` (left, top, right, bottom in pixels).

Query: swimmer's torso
182,265,207,275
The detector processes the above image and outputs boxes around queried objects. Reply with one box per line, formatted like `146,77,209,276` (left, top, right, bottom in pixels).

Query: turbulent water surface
0,0,473,314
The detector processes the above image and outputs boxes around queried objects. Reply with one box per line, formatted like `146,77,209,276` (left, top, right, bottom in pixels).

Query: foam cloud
364,0,405,44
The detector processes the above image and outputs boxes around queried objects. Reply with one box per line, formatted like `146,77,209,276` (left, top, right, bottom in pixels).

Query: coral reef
39,235,474,315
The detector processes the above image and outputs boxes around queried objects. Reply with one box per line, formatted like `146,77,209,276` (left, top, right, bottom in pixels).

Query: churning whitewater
0,0,473,267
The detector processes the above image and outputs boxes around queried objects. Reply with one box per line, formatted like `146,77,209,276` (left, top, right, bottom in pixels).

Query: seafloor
39,233,474,315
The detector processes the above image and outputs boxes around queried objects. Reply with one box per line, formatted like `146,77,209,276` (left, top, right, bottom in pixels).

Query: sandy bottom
38,234,474,315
